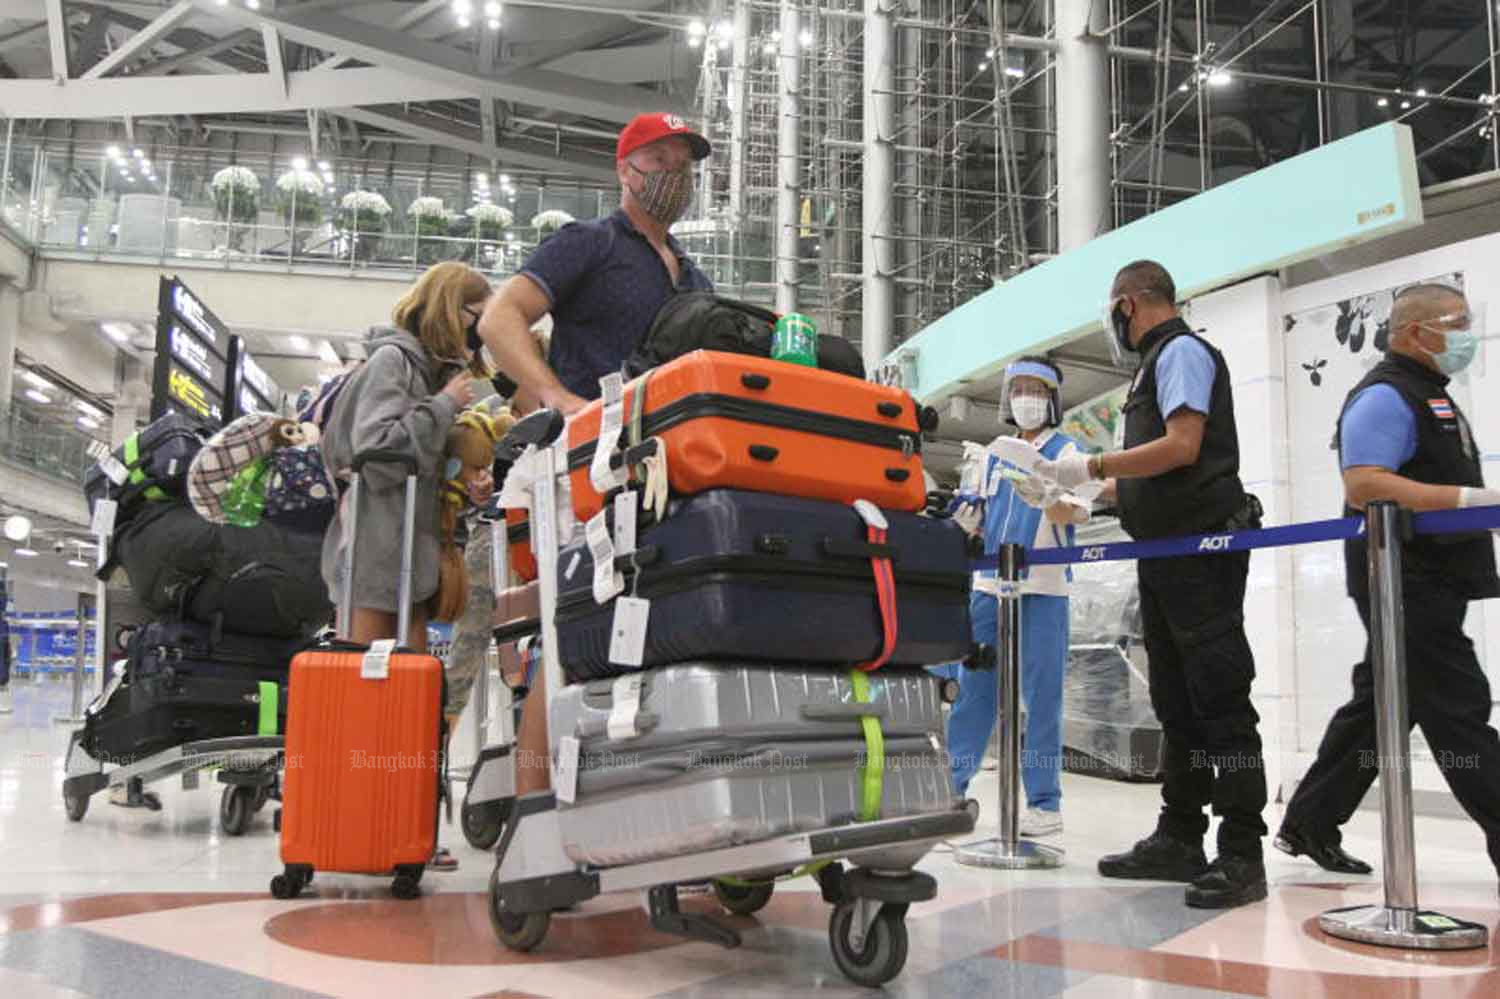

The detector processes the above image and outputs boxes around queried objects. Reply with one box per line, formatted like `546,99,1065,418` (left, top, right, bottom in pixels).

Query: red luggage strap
852,500,899,672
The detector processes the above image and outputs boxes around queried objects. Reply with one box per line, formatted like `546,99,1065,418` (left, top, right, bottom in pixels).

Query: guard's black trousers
1282,586,1500,873
1139,550,1268,858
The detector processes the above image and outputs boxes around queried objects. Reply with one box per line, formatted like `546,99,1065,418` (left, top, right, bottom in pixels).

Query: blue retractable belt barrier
969,503,1500,572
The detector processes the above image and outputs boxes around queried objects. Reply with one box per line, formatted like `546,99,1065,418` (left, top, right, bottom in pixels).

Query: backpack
297,367,358,436
625,292,866,380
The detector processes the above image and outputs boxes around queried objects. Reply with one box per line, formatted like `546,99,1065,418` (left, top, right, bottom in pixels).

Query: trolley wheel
488,867,550,951
461,799,505,851
713,879,774,916
63,790,89,822
828,901,909,989
220,785,255,837
391,864,424,900
139,790,163,812
252,784,272,812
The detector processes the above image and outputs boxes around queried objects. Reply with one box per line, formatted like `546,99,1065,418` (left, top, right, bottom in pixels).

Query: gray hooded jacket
320,324,464,614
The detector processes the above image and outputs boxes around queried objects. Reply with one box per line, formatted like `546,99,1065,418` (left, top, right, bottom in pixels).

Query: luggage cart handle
351,449,420,474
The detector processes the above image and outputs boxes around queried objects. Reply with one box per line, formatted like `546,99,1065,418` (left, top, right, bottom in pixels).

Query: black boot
1185,854,1268,909
1273,824,1372,875
1098,831,1208,882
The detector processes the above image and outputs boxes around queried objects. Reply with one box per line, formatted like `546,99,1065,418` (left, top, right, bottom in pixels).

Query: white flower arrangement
276,170,325,197
340,190,392,217
531,209,575,233
407,196,449,220
210,166,261,195
468,203,514,227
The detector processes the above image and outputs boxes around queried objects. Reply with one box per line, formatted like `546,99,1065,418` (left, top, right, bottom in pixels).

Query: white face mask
1011,395,1051,431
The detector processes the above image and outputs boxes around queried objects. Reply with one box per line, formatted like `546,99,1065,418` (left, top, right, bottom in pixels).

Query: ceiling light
688,35,701,48
23,371,55,392
74,401,103,419
762,41,775,54
24,389,51,405
1377,97,1389,107
453,0,473,11
288,334,311,351
67,558,89,568
771,30,781,42
1401,100,1412,109
1207,69,1232,87
101,322,132,343
1416,88,1428,97
246,0,260,8
484,0,501,14
985,48,995,58
141,159,151,170
500,173,511,185
475,172,488,184
688,19,706,36
132,148,143,159
978,62,989,72
457,14,471,27
317,340,341,365
713,19,732,39
106,145,120,158
3,516,31,542
216,0,228,5
1005,66,1025,79
78,415,100,430
799,29,813,47
292,156,308,171
14,548,38,558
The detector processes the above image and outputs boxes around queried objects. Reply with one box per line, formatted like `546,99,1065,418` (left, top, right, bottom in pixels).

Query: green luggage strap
257,681,279,735
122,432,168,502
851,669,885,823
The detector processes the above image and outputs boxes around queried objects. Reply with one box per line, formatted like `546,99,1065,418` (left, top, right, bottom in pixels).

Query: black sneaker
1273,825,1372,875
1185,855,1268,909
1098,831,1208,882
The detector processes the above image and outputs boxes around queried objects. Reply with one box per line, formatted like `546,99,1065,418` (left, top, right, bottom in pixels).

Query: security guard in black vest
1040,260,1267,909
1276,283,1500,881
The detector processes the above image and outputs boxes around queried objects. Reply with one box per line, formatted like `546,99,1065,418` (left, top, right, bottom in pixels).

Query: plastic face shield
1103,298,1138,370
999,360,1060,425
1421,303,1487,383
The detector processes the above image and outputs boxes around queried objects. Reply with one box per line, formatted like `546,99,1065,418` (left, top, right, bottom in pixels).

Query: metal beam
262,25,287,96
2,67,472,119
46,0,70,80
136,28,258,76
0,21,48,54
335,106,618,183
192,2,672,122
313,0,450,71
81,0,194,79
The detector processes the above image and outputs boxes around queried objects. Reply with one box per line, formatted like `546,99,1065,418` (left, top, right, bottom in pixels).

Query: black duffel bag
107,501,332,640
624,292,865,380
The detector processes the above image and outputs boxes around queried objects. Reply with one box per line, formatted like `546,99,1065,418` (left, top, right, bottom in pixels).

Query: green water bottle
772,313,819,368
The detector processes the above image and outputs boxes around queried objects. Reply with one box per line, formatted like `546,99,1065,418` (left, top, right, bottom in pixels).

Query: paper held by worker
984,434,1107,511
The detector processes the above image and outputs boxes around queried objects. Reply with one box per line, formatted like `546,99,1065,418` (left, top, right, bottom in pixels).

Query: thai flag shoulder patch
1429,398,1456,420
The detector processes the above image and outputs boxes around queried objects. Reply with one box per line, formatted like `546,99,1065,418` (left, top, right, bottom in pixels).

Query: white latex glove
1014,474,1058,510
952,501,984,536
1460,487,1500,508
1034,452,1094,491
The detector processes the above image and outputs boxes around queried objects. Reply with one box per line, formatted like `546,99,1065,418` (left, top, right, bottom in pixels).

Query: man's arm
1343,467,1464,512
1096,410,1204,481
478,275,587,415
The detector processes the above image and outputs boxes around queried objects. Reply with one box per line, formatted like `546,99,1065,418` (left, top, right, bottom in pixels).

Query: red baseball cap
616,113,712,162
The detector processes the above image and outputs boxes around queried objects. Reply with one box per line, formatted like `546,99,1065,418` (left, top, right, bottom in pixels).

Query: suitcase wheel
461,798,507,851
270,866,311,900
828,900,909,988
392,864,424,900
489,867,550,952
712,879,774,916
63,790,89,823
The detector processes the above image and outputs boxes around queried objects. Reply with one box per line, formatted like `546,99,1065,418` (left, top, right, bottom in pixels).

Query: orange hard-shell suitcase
272,450,444,901
566,350,935,521
504,507,538,582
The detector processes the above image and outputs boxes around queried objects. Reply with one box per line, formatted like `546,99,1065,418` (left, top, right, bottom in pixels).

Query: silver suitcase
550,663,956,867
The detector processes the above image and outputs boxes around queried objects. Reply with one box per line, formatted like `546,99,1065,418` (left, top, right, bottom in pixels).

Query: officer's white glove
1035,453,1094,491
1459,487,1500,509
952,501,984,536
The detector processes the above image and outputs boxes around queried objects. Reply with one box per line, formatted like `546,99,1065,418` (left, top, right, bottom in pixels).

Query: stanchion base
1318,905,1488,951
954,836,1064,870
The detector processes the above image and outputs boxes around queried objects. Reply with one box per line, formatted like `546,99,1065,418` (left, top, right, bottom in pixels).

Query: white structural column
0,283,18,415
1054,0,1112,250
775,0,802,315
728,0,751,224
862,0,896,370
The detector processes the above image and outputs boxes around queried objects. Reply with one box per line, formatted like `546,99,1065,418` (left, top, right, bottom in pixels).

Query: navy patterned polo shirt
519,208,713,400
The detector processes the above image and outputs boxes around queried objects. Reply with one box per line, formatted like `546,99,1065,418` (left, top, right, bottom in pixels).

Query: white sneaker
1019,807,1062,837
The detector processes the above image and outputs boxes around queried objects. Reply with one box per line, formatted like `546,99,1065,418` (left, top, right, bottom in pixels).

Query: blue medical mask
1421,317,1478,375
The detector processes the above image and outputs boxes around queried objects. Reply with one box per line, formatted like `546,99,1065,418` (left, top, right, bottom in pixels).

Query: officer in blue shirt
1041,259,1266,909
477,112,714,415
1277,283,1500,882
939,357,1087,837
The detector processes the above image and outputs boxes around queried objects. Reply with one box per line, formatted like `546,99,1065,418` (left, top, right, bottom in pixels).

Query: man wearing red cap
478,112,713,417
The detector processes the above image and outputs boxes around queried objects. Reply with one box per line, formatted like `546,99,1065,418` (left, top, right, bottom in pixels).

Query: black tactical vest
1117,319,1247,541
1338,354,1499,601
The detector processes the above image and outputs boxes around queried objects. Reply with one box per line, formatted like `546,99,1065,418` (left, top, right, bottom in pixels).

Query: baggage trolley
477,417,975,989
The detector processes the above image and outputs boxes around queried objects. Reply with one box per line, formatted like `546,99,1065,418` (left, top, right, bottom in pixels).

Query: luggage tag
606,674,645,740
362,638,396,680
91,498,117,542
555,735,581,804
607,536,651,667
589,373,630,494
587,510,624,604
613,490,638,556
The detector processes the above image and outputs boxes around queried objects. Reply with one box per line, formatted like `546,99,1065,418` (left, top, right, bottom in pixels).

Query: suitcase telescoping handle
343,449,421,647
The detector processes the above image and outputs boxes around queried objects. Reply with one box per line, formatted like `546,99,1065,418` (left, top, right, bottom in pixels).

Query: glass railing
0,403,103,487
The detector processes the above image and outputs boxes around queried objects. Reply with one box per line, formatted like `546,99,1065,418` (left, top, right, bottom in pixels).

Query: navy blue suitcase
554,489,971,680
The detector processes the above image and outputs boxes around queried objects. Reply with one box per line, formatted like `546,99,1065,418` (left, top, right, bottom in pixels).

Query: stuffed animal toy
188,412,323,527
429,402,515,622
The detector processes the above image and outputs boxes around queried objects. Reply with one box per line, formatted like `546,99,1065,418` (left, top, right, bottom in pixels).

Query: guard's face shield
999,361,1062,428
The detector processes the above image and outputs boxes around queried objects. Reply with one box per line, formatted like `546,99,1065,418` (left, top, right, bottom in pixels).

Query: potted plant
531,208,575,240
408,195,454,265
210,165,260,252
456,203,513,265
275,169,324,254
338,190,391,262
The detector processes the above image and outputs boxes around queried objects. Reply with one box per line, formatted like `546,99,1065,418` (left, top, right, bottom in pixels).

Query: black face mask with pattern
628,162,694,225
